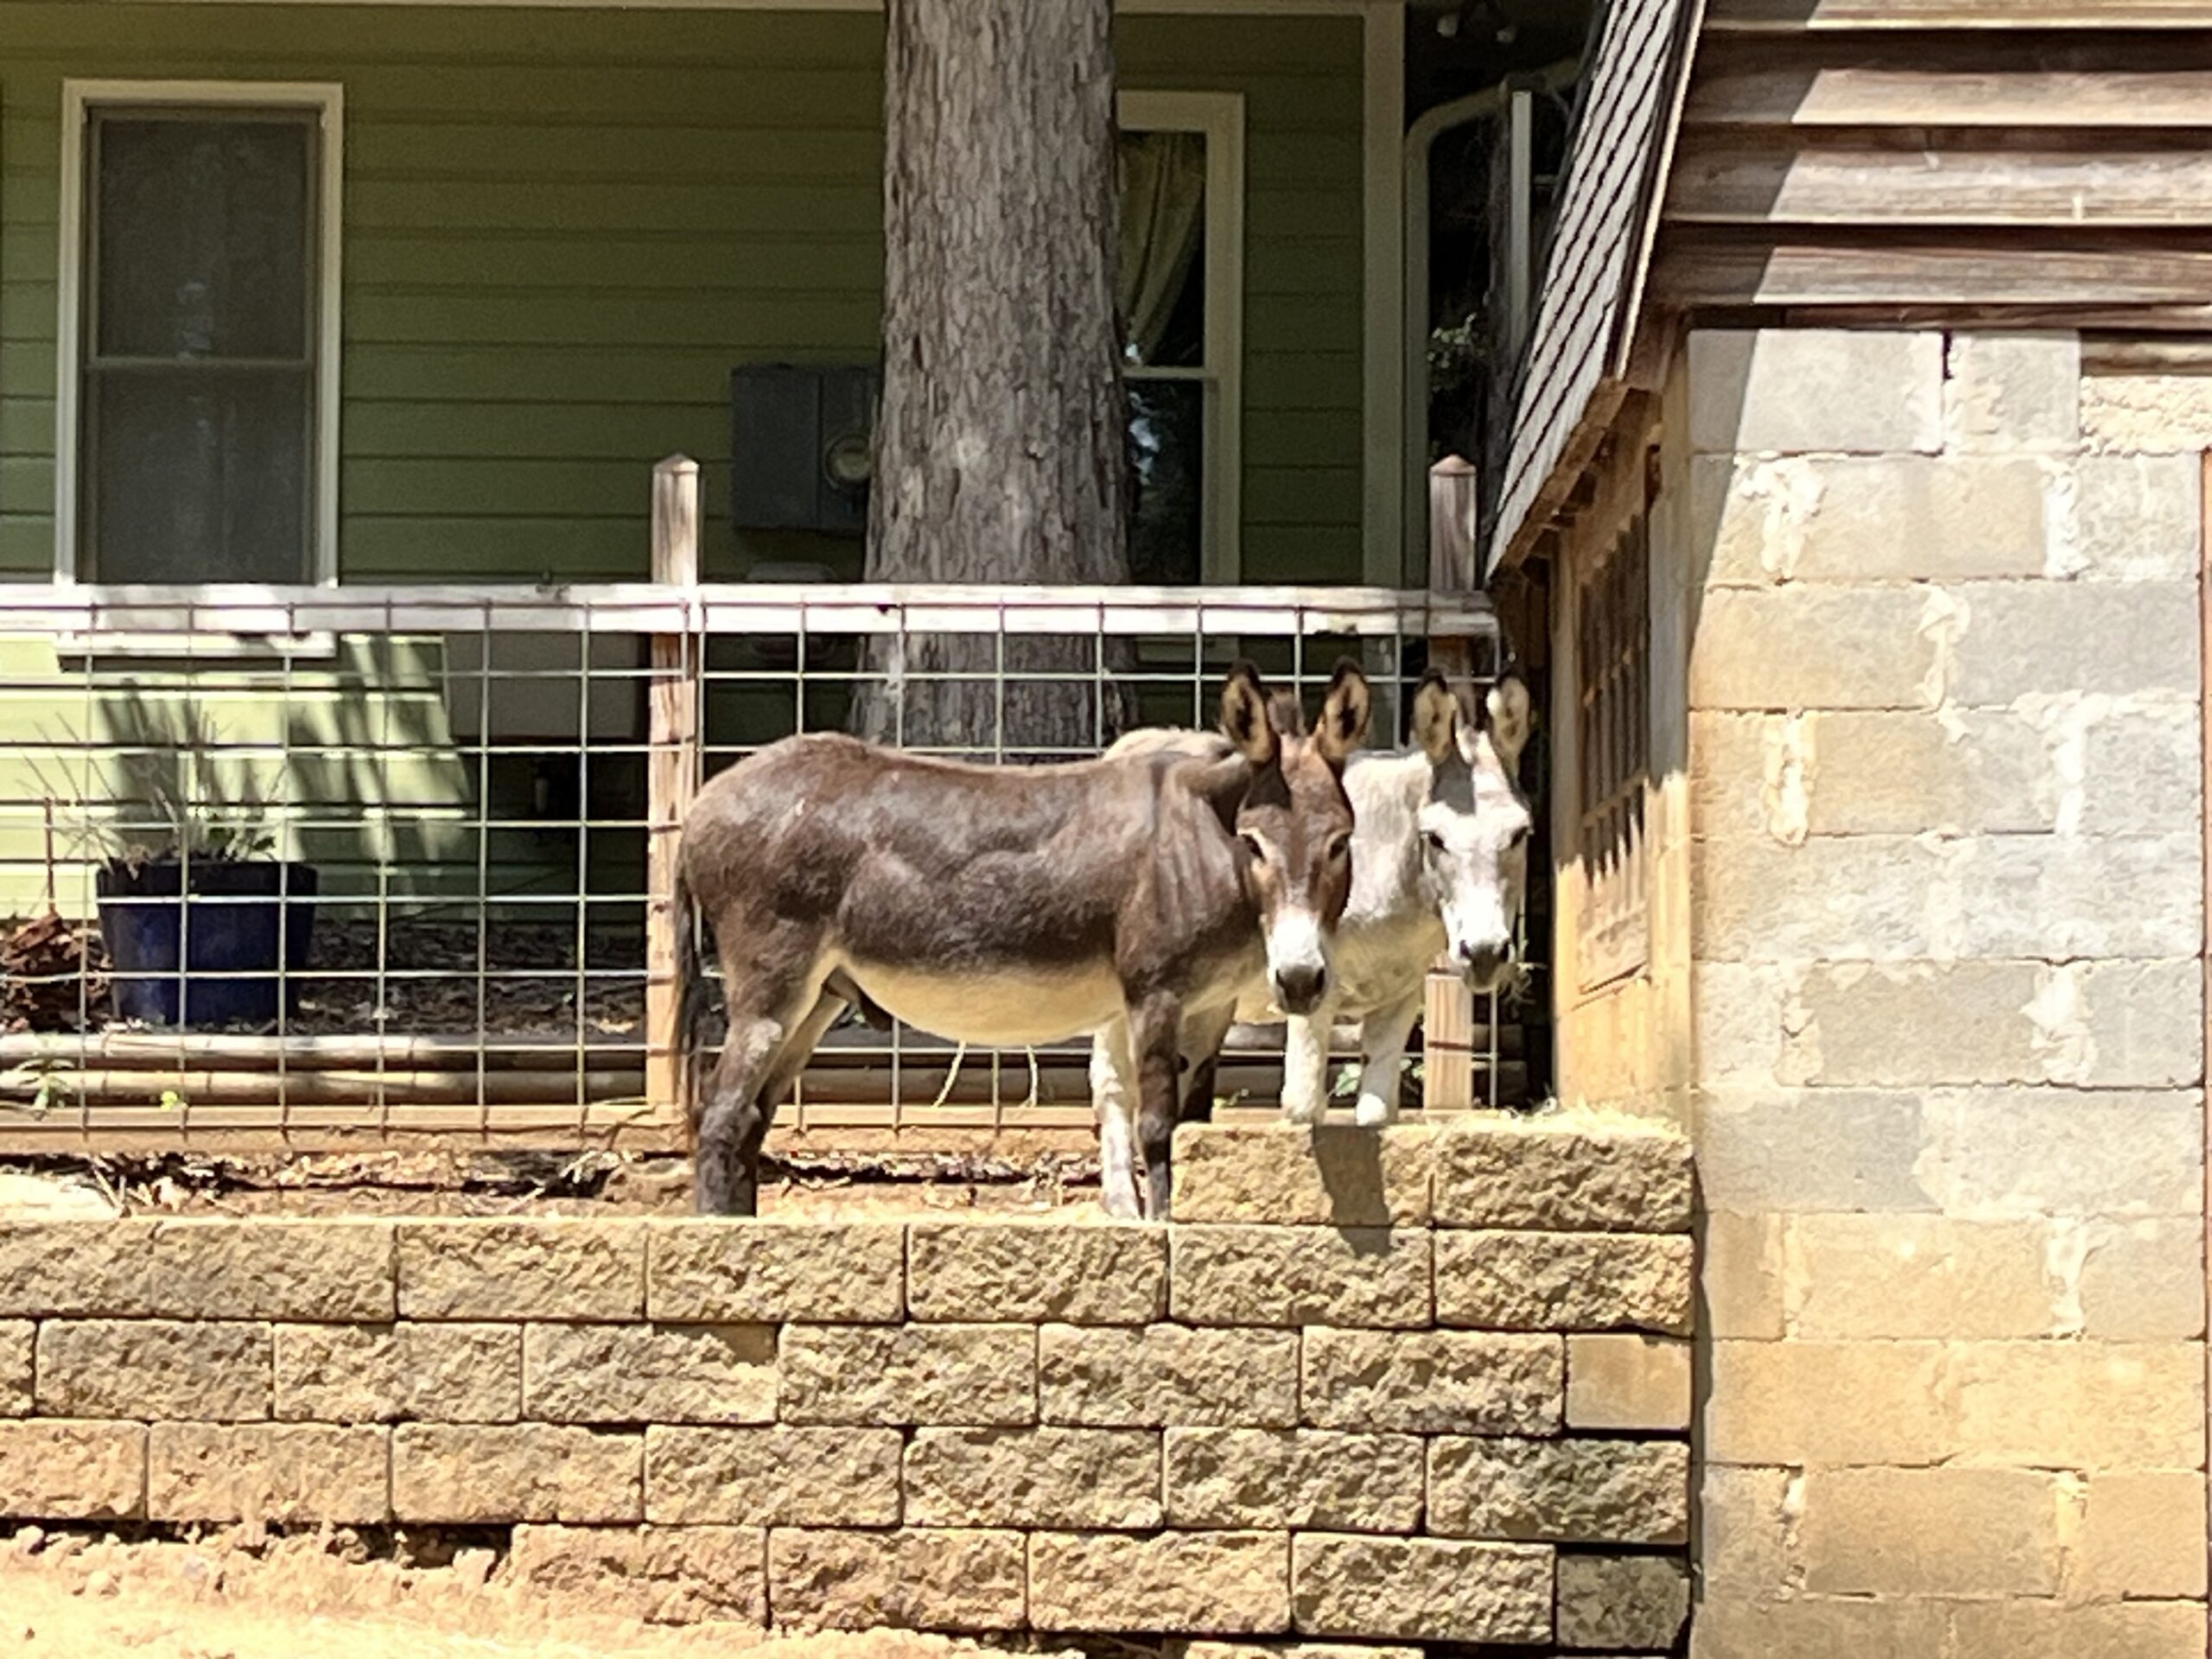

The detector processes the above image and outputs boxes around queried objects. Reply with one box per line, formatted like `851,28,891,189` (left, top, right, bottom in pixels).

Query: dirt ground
3,1526,1087,1659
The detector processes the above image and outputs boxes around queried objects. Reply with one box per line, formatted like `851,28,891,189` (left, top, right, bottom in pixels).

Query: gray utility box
730,362,880,535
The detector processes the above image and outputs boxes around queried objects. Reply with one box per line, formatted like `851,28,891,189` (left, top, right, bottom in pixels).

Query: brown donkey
673,662,1372,1217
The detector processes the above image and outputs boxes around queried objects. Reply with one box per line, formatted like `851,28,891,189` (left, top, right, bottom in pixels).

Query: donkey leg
1279,1007,1334,1125
1176,1005,1235,1126
696,949,826,1216
1090,1019,1145,1219
1128,994,1185,1223
1352,990,1424,1128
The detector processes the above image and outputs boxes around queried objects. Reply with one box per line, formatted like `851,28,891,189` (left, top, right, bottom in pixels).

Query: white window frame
54,79,345,587
1119,89,1243,584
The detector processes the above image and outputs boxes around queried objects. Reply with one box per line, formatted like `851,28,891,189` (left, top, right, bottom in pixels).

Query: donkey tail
673,862,708,1125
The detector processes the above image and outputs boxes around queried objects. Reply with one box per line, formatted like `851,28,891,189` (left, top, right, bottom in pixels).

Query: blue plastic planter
95,860,319,1028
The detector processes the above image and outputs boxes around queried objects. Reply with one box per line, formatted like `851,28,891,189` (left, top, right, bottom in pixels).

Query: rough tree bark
855,0,1135,759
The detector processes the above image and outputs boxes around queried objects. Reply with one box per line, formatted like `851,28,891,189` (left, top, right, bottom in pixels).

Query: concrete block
1697,1465,1793,1596
0,1219,392,1322
1555,1554,1689,1652
1566,1334,1689,1432
1945,332,2081,454
524,1322,775,1424
2068,959,2204,1088
905,1426,1160,1529
1801,1466,2061,1596
1040,1324,1298,1428
1171,1125,1433,1226
1290,1534,1552,1643
1951,831,2202,961
2079,1471,2208,1599
398,1221,643,1321
1784,961,2116,1089
1690,1595,1954,1659
1302,1329,1561,1433
1173,1645,1421,1659
649,1222,903,1324
1687,711,1802,844
1688,329,1942,455
1692,835,1952,963
1693,962,1796,1090
908,1221,1163,1324
1917,1087,2203,1217
391,1423,641,1524
1697,1089,1935,1216
510,1524,766,1626
644,1425,900,1527
1707,1340,1954,1466
1032,1530,1289,1634
275,1321,521,1423
1427,1436,1688,1545
147,1422,388,1525
769,1528,1025,1631
1165,1428,1423,1532
1948,1600,2209,1659
1790,1214,2060,1339
1170,1226,1430,1329
2080,1216,2207,1339
36,1319,270,1421
1948,579,2200,706
1954,1340,2204,1468
1690,586,1941,712
0,1419,145,1519
780,1324,1033,1427
2085,368,2212,455
0,1320,27,1414
1801,709,2056,836
2067,452,2199,580
2074,696,2202,836
1700,1212,1786,1339
1433,1230,1692,1333
1431,1112,1692,1232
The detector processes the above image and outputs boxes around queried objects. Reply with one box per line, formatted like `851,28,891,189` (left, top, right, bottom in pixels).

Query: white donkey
1090,668,1533,1211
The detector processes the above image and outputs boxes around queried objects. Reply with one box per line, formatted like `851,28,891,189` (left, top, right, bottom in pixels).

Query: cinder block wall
0,1119,1692,1652
1682,327,2210,1656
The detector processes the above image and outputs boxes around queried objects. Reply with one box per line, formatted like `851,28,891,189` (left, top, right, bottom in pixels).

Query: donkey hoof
1353,1096,1399,1129
1280,1096,1325,1127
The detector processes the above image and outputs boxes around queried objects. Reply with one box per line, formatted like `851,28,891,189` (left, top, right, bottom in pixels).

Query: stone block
780,1323,1033,1426
2085,368,2212,454
907,1221,1162,1324
645,1425,900,1526
0,1420,144,1519
2079,1471,2208,1599
1555,1554,1689,1652
2069,959,2205,1088
1690,586,1940,713
1954,1340,2203,1468
2068,452,2199,580
1173,1645,1421,1659
769,1527,1025,1631
1951,831,2202,961
2080,1216,2207,1338
398,1221,643,1321
524,1322,774,1424
1698,1465,1793,1596
1801,1466,2060,1596
905,1427,1160,1529
147,1422,388,1525
1171,1226,1430,1329
275,1321,521,1423
1690,1596,1953,1659
1707,1340,1953,1466
1688,329,1942,455
1788,960,2044,1087
1948,1599,2209,1659
1432,1113,1691,1232
1697,1089,1935,1215
1030,1530,1288,1634
1694,961,1794,1089
37,1319,270,1421
1790,1214,2059,1339
1801,709,2056,837
1040,1325,1298,1428
510,1524,766,1626
1946,332,2081,454
1691,835,1951,963
1700,1212,1785,1339
1172,1125,1433,1226
0,1219,394,1321
1302,1329,1560,1433
1950,580,2199,706
0,1320,27,1414
1428,1437,1688,1545
1433,1230,1692,1333
2075,696,2202,836
1566,1334,1689,1433
391,1423,640,1523
1165,1428,1422,1533
1290,1534,1552,1644
1917,1088,2203,1217
649,1222,903,1323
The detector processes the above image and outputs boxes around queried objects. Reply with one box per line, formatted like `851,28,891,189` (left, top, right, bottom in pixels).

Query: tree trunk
855,0,1134,760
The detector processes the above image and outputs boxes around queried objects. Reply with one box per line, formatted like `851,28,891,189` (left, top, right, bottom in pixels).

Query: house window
1573,504,1649,989
1118,92,1243,584
59,83,342,583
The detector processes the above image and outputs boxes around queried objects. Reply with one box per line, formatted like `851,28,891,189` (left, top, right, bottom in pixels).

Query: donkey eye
1422,830,1446,855
1238,831,1267,861
1327,836,1351,861
1507,825,1530,850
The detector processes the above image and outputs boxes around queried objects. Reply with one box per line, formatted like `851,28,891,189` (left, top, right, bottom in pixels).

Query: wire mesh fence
0,563,1523,1151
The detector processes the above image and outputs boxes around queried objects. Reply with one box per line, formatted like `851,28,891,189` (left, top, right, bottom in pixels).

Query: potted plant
92,715,318,1030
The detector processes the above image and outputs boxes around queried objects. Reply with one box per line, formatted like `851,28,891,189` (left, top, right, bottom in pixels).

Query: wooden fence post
645,456,702,1124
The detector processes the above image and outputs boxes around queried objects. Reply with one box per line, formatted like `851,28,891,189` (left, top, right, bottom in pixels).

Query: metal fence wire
0,570,1529,1153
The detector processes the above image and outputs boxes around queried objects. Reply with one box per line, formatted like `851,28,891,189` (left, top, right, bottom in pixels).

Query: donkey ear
1410,668,1460,765
1314,658,1372,767
1219,661,1278,766
1479,664,1536,771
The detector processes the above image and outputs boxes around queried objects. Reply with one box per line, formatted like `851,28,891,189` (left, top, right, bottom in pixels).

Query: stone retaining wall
0,1118,1694,1653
